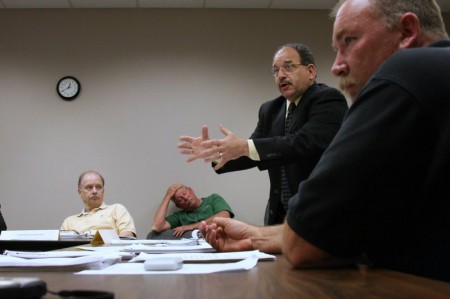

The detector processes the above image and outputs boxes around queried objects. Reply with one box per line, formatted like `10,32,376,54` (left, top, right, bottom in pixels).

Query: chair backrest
0,205,6,232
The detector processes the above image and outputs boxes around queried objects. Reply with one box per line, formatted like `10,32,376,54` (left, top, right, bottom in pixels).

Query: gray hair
331,0,448,39
274,43,316,66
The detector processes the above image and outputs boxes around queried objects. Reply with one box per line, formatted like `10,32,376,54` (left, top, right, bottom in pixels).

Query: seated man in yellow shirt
60,170,136,238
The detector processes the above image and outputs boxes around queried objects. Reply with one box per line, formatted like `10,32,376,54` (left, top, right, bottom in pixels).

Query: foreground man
200,0,450,282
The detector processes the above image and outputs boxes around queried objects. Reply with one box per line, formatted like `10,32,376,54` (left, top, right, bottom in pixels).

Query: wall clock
57,76,81,100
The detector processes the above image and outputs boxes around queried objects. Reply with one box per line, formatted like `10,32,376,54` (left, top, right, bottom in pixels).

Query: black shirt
287,40,450,282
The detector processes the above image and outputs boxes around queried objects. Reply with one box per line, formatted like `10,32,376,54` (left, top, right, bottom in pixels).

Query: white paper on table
76,255,259,275
3,250,134,260
0,230,60,241
128,250,276,262
3,250,99,259
0,253,121,271
110,238,197,246
120,242,215,253
78,241,215,254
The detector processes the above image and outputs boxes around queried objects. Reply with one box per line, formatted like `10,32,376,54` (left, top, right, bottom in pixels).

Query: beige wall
0,9,449,238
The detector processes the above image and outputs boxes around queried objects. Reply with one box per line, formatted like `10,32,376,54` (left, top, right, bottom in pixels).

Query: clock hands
62,83,72,91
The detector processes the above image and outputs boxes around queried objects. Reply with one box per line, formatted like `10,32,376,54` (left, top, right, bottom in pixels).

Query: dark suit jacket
215,82,348,225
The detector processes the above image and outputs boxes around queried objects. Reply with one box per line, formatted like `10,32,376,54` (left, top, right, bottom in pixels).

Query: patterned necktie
281,101,296,212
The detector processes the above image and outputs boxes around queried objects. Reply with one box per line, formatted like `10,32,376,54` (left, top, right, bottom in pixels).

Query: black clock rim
57,76,81,101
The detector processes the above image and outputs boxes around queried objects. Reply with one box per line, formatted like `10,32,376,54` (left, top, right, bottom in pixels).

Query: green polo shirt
166,193,234,228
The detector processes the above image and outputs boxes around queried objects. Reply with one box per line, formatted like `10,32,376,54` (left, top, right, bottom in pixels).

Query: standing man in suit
179,43,348,225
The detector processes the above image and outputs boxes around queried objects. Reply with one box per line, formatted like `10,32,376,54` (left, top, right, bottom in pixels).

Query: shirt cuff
248,140,260,161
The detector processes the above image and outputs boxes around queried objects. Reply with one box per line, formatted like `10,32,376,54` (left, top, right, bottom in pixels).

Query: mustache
338,76,360,91
279,79,292,87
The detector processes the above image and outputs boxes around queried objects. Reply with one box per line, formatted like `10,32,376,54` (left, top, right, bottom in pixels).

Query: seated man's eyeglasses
271,62,305,77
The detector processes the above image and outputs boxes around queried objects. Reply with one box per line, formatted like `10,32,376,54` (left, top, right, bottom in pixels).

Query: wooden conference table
2,255,450,299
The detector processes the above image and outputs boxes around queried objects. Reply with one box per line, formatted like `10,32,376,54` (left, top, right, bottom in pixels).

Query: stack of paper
0,236,277,275
110,238,197,246
129,250,276,262
120,242,215,254
77,255,261,275
59,230,93,240
0,253,121,271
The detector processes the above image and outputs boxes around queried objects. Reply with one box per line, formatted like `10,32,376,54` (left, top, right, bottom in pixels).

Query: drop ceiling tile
270,0,338,9
0,0,448,12
139,0,203,8
71,0,137,8
1,0,71,8
205,0,271,9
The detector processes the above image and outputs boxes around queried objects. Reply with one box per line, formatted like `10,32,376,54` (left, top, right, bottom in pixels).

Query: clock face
57,76,80,100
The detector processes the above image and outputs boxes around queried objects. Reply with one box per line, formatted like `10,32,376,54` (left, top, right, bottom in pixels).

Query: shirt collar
78,202,107,217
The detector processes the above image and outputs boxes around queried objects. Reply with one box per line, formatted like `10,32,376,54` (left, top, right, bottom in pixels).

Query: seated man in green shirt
150,183,234,238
